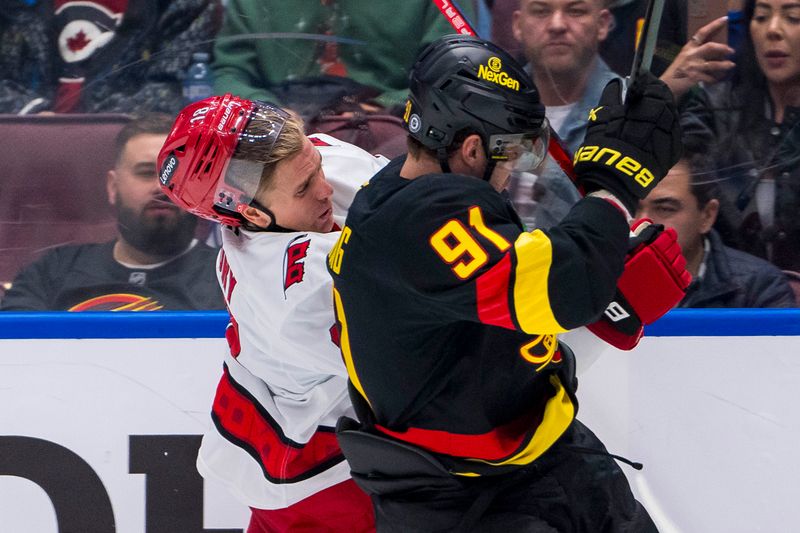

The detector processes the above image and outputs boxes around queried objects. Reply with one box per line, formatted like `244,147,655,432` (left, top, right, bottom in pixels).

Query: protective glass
489,118,550,173
213,101,290,213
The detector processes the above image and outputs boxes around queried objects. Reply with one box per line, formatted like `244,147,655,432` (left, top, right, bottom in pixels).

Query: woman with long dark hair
682,0,800,271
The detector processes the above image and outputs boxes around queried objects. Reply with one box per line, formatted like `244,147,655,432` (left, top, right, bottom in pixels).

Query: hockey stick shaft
623,0,666,101
431,0,477,36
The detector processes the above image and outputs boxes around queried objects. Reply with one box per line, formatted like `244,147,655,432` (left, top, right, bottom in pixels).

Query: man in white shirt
510,0,620,229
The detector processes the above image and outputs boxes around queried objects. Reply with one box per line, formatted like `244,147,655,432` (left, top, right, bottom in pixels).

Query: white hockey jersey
197,134,389,509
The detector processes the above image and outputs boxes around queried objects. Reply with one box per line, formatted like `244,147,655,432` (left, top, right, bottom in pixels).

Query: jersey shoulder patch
309,135,331,147
283,234,311,294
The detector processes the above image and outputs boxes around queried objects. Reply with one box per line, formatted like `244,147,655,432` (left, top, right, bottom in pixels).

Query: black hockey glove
573,72,682,214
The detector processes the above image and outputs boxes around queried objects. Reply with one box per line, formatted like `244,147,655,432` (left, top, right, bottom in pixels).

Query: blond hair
231,107,307,199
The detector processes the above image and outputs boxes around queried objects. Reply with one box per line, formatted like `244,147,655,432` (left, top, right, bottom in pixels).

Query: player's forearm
544,197,630,329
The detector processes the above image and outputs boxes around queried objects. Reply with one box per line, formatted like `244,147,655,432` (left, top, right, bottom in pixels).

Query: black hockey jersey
328,157,630,474
0,240,224,311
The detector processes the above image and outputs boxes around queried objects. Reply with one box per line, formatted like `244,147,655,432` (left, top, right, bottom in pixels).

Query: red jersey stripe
374,406,542,462
212,365,344,483
475,253,515,329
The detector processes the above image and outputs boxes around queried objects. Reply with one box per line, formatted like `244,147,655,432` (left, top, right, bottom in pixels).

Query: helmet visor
213,101,290,214
489,119,550,173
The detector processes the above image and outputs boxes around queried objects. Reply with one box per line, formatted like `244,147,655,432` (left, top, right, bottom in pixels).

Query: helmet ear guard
404,35,547,176
158,94,289,227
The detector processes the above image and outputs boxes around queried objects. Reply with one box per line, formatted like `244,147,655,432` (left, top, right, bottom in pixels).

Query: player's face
750,0,800,88
635,160,717,260
261,136,335,232
513,0,610,77
107,133,197,254
489,163,514,193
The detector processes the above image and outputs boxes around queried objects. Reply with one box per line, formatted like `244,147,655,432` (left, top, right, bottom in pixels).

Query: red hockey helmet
158,93,290,227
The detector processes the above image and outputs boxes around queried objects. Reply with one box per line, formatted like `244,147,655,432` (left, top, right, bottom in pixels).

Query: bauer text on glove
573,72,683,214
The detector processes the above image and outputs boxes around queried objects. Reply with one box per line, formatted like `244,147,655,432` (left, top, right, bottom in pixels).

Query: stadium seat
0,113,131,288
309,113,407,159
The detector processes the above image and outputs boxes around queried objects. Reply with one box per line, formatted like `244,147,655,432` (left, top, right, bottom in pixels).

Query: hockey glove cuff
586,289,645,351
587,219,692,350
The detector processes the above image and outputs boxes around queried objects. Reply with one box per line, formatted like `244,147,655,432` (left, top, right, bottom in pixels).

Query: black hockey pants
337,417,657,533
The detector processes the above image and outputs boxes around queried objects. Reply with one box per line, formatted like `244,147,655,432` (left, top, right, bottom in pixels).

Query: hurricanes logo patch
283,235,311,295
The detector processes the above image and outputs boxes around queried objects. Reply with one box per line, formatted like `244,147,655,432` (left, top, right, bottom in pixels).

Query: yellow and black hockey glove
574,72,682,214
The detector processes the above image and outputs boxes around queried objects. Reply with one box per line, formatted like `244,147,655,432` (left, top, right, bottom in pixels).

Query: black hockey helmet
404,35,548,174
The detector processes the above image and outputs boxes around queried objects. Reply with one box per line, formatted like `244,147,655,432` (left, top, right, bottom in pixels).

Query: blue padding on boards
0,311,229,339
0,309,799,339
645,308,800,336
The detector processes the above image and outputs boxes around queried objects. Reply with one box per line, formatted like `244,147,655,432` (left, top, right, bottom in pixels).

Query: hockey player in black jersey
328,35,689,532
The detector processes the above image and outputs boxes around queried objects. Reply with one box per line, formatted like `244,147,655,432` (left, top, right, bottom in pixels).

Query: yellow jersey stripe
470,375,574,468
332,286,372,408
512,230,568,334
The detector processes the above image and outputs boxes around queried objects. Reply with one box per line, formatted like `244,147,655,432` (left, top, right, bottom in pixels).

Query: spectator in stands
681,0,800,272
0,114,225,311
506,0,736,230
492,0,688,75
211,0,477,119
0,0,220,114
512,0,617,153
636,154,796,308
508,0,617,228
511,0,730,141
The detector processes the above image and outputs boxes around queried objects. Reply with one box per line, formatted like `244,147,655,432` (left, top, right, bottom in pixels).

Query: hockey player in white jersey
158,94,387,532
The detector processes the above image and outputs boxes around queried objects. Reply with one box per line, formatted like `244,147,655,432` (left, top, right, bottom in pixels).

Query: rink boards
0,309,797,533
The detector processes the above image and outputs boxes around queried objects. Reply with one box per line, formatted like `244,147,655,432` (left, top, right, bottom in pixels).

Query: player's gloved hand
587,219,692,350
573,72,683,214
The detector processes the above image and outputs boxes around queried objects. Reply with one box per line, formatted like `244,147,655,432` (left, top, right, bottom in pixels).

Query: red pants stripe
247,479,375,533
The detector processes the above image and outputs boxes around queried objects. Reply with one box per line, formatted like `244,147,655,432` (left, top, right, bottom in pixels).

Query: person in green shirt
212,0,478,117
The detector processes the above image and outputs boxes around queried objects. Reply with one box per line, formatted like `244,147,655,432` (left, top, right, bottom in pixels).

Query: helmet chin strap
246,199,293,233
438,146,496,183
482,159,497,183
436,147,451,174
480,138,498,183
